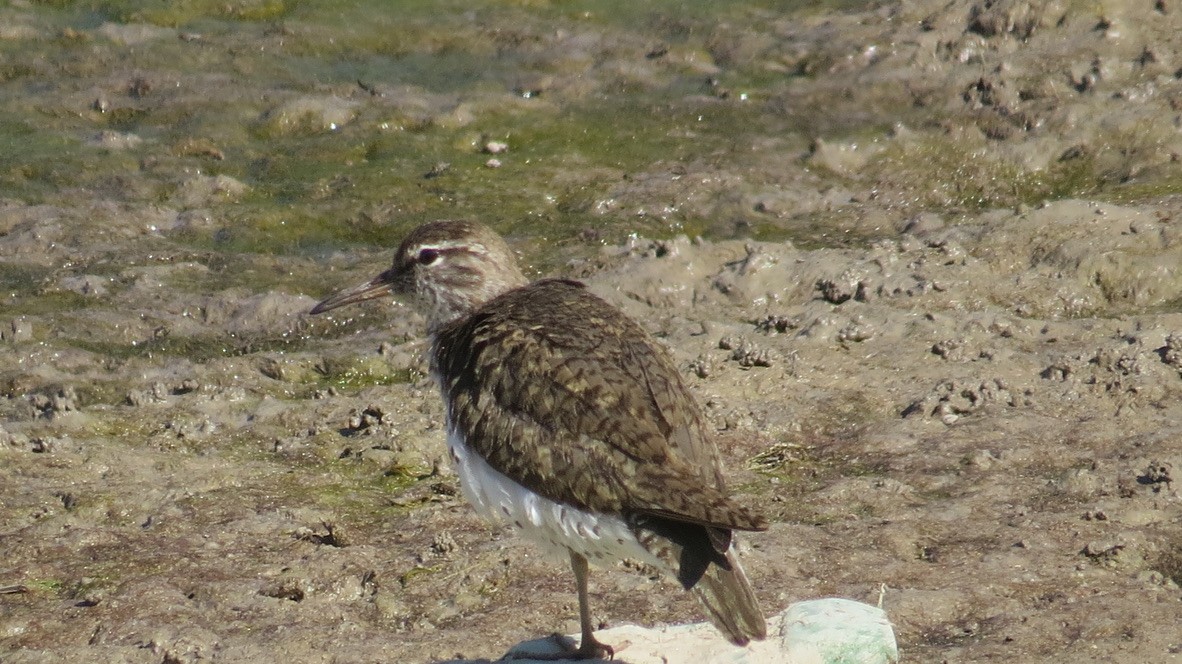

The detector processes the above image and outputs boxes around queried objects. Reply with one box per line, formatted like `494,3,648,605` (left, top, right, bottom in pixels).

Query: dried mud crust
3,0,1182,662
6,206,1182,662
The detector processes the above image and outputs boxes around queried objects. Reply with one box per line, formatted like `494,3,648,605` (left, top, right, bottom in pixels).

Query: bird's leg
507,551,613,661
565,551,614,660
503,552,613,661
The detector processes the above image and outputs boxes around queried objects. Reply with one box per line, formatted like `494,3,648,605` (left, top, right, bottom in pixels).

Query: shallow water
1,1,830,258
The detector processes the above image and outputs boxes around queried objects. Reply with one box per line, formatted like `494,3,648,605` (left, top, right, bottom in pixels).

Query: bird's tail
629,512,767,645
692,544,767,646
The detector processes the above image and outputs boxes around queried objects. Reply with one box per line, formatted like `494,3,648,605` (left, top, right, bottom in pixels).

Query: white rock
486,598,898,664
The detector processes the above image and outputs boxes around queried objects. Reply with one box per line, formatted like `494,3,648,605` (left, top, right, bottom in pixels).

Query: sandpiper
311,221,767,659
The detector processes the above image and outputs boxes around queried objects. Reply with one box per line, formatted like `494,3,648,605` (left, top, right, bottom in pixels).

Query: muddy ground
2,0,1182,662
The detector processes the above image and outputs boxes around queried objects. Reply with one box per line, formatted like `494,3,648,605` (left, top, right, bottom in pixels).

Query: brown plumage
312,221,767,658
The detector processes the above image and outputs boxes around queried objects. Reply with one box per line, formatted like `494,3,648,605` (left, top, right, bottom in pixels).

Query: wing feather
433,279,762,531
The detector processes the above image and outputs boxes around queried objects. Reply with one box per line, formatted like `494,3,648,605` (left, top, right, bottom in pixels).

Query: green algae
867,135,1051,212
70,335,234,362
5,291,101,319
51,0,293,25
3,0,1167,265
23,578,66,595
1107,167,1182,204
157,94,792,259
1,0,816,258
313,355,421,389
248,450,427,533
0,263,54,297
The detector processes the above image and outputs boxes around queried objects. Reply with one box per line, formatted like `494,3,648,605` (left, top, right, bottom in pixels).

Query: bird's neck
422,268,527,334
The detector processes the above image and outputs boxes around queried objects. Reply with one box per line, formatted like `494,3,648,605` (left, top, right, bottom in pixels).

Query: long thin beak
310,268,400,315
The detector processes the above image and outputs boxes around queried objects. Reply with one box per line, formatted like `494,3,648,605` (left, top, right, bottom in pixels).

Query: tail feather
630,514,766,645
692,546,766,645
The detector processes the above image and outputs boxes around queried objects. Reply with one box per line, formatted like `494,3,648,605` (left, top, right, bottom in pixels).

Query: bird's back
431,278,744,521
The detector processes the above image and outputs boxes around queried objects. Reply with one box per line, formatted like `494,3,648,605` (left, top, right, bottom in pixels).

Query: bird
310,220,767,660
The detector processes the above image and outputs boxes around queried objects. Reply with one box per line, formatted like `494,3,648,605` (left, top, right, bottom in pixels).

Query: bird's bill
309,268,399,315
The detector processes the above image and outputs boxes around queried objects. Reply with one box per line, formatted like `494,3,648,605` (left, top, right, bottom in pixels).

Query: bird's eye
417,248,440,265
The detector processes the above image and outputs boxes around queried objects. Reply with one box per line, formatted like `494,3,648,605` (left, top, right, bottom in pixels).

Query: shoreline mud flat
2,0,1181,662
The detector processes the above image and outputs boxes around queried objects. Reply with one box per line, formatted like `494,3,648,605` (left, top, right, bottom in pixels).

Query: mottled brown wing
433,279,763,531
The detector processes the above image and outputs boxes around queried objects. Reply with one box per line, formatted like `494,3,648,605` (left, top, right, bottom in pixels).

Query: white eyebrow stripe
410,240,487,257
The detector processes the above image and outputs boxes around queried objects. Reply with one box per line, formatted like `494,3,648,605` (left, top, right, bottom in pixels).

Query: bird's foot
558,633,614,661
501,633,614,661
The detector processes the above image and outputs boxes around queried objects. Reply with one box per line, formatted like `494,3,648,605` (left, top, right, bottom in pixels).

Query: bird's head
310,220,527,332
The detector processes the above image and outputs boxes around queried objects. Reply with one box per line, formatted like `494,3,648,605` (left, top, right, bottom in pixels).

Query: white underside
445,427,659,567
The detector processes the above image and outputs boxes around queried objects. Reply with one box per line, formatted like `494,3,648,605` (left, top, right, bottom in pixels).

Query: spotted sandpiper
311,221,767,659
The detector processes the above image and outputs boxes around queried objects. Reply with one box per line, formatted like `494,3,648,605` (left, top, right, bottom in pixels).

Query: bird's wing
433,279,764,532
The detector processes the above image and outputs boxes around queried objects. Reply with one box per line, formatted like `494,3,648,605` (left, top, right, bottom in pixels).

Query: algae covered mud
2,0,1182,662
